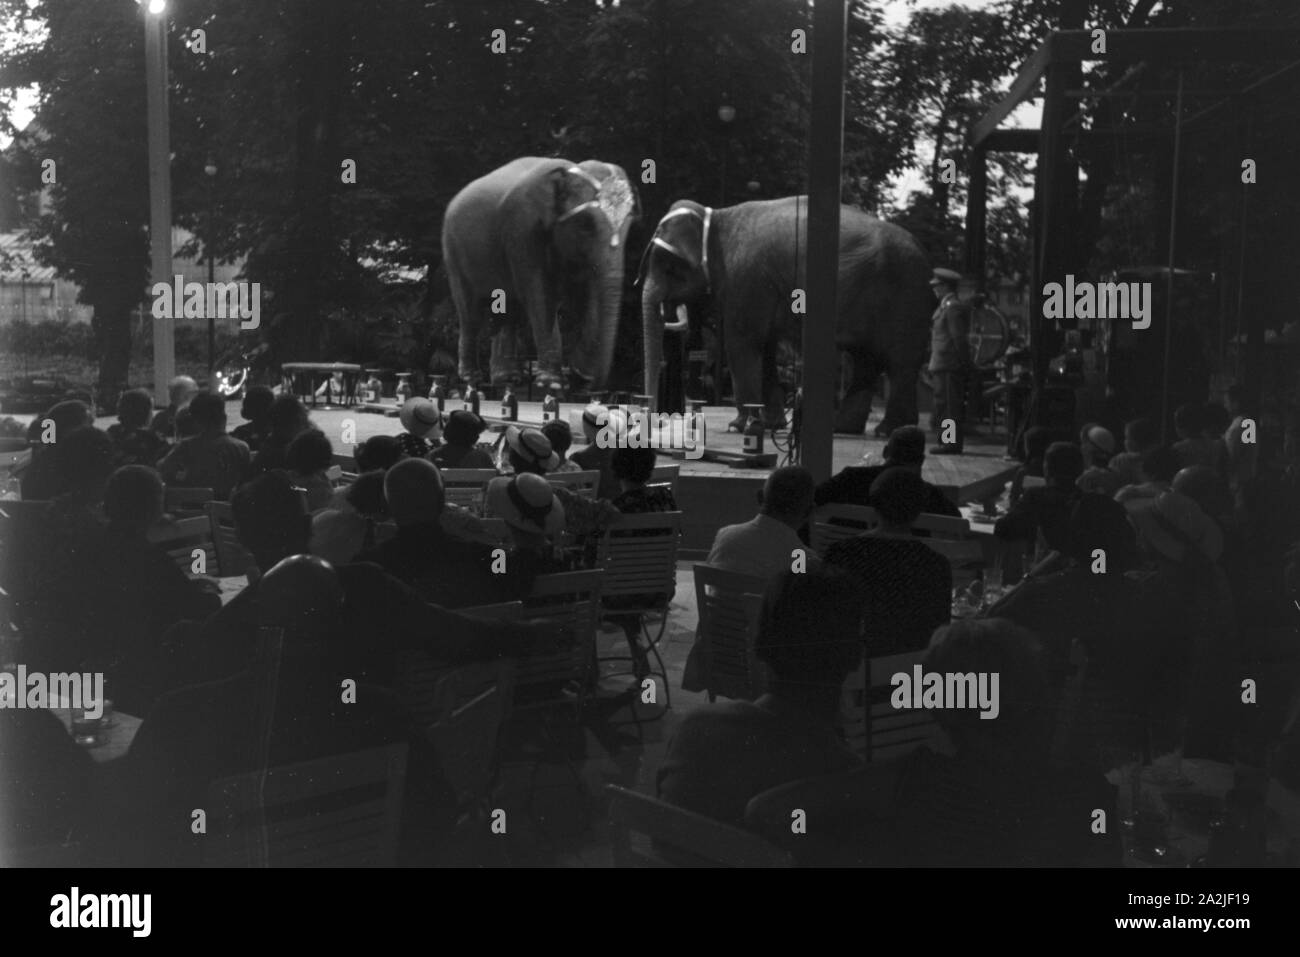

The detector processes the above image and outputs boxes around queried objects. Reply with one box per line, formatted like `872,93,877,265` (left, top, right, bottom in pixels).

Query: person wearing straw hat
484,472,569,581
397,397,444,459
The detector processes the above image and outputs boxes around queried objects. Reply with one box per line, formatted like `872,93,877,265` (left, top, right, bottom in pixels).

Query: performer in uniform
927,267,971,455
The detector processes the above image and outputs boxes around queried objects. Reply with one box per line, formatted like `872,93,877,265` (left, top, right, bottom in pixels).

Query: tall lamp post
139,0,174,407
204,156,217,382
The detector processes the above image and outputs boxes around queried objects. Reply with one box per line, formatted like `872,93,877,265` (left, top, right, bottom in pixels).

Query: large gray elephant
442,157,637,390
638,197,932,434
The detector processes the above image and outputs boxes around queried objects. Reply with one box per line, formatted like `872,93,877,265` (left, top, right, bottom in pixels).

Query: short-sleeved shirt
159,432,251,500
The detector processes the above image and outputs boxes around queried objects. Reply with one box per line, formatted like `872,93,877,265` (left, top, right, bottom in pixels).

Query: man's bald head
384,457,445,526
259,554,345,645
168,375,199,405
760,466,815,527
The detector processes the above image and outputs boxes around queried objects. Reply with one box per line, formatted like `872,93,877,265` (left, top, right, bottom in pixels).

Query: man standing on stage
927,267,971,455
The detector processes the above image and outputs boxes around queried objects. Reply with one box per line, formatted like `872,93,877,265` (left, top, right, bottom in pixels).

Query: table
281,362,364,409
51,696,142,765
1108,758,1298,867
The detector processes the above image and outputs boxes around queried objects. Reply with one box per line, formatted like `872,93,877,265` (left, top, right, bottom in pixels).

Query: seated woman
823,468,951,656
284,427,335,512
656,565,865,829
485,471,569,577
429,410,495,470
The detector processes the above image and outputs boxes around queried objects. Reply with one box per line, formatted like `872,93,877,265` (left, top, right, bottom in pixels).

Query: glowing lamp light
717,104,736,124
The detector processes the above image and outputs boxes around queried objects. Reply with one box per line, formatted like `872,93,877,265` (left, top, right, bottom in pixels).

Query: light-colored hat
399,398,443,438
504,425,559,472
930,267,962,286
1081,423,1116,456
1128,490,1224,564
581,403,608,441
486,474,565,537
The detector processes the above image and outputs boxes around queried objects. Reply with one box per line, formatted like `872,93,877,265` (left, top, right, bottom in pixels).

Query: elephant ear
554,163,636,248
636,205,704,287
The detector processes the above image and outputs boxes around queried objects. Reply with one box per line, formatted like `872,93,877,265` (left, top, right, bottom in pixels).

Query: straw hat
504,425,559,472
399,398,443,439
486,474,565,537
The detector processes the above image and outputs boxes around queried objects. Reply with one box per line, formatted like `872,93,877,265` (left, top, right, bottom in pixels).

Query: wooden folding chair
809,503,880,553
147,515,217,576
840,649,941,762
546,469,601,500
202,743,408,867
515,570,603,714
913,511,971,537
596,511,682,706
692,564,768,702
440,468,497,515
205,500,254,577
606,784,793,868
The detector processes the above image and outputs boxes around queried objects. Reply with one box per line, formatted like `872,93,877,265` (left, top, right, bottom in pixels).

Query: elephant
638,196,933,435
442,157,638,391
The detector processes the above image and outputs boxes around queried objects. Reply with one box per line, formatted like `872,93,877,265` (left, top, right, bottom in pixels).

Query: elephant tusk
662,304,690,332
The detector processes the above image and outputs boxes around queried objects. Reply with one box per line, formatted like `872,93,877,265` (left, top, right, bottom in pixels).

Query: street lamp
137,0,173,407
204,156,217,381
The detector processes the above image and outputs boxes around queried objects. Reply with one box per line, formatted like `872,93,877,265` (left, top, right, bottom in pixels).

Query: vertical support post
145,10,174,406
801,0,848,483
1159,70,1184,443
964,146,988,287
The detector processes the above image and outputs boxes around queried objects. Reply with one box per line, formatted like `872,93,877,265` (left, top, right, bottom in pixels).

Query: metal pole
145,8,174,407
802,0,847,482
207,178,215,382
1159,71,1184,444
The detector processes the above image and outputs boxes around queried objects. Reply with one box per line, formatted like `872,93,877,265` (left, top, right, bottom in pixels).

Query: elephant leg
881,359,922,436
510,265,564,389
727,342,762,433
490,326,519,384
761,345,787,430
834,349,877,436
449,266,483,383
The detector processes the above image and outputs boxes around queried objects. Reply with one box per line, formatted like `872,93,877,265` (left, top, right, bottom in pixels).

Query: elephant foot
533,368,565,392
726,415,746,433
764,412,788,431
833,390,872,435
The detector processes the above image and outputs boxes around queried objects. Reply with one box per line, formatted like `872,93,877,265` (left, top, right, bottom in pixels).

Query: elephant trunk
587,252,624,389
642,276,666,410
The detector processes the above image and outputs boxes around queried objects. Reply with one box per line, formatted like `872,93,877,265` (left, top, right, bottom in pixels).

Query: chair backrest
331,452,357,473
440,469,496,515
605,784,793,868
809,503,880,553
147,515,217,575
913,511,971,537
692,564,768,702
648,464,681,495
1021,475,1046,491
202,743,408,867
840,649,940,762
546,469,601,500
164,485,214,513
596,511,682,604
516,569,603,707
205,500,254,577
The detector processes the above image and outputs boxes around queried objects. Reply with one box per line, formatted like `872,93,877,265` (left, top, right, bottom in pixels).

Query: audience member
429,410,494,469
20,400,93,501
1173,403,1217,470
500,424,619,549
708,467,819,581
151,375,199,442
356,458,535,608
1076,423,1123,496
657,566,865,829
107,388,169,468
312,471,389,565
995,441,1084,554
248,394,311,475
570,403,620,499
284,427,335,511
610,446,676,514
1115,445,1180,510
355,434,407,473
542,418,580,473
1108,417,1160,487
397,398,442,459
824,468,951,655
814,425,959,517
230,385,274,453
158,392,250,500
